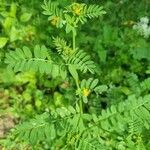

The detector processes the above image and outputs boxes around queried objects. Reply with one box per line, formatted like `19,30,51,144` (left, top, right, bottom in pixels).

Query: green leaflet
68,64,78,81
0,37,8,48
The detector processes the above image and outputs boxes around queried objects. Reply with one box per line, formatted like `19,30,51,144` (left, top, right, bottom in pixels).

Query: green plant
5,0,106,114
1,0,150,150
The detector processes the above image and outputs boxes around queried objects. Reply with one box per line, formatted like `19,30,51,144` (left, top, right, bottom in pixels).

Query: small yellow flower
51,16,60,26
82,88,90,97
72,3,83,16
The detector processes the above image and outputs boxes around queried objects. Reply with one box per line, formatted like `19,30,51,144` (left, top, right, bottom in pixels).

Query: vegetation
0,0,150,149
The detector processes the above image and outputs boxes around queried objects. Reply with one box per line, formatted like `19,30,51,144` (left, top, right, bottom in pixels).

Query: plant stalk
72,28,83,114
72,29,76,51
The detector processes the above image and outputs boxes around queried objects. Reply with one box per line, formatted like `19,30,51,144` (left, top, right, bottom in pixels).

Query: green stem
79,95,83,114
76,80,83,114
76,81,83,114
72,27,83,114
72,29,76,51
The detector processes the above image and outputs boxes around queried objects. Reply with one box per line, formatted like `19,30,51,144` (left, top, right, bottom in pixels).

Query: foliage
0,0,150,150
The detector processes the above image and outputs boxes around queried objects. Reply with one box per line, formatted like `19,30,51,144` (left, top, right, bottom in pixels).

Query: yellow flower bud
72,3,83,16
82,88,90,97
51,16,60,26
